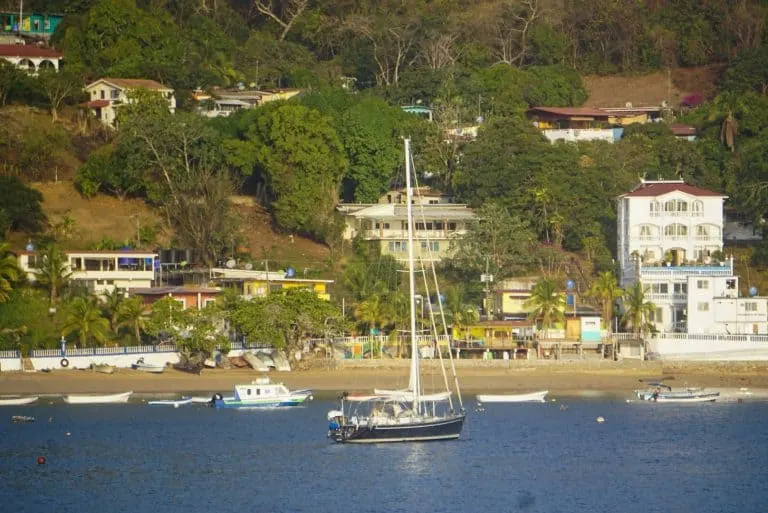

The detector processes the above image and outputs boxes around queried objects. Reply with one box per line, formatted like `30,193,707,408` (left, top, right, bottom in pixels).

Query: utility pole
481,256,494,320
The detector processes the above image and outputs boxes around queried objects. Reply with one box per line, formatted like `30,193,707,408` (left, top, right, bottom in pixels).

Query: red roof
669,123,697,136
0,44,62,58
528,107,610,118
91,78,172,91
621,181,725,198
83,100,109,108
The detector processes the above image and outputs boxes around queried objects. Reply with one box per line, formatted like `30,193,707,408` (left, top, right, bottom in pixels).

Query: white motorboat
148,397,193,407
476,391,549,403
0,396,39,406
634,382,719,403
213,377,312,409
132,357,165,373
63,391,133,404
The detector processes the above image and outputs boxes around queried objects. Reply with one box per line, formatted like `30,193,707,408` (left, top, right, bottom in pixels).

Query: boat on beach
0,396,39,406
476,391,549,403
634,382,719,403
63,391,133,404
326,139,465,444
92,363,116,374
132,357,165,373
212,377,312,409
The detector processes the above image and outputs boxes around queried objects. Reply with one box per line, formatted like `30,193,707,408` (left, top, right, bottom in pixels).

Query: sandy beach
2,359,768,400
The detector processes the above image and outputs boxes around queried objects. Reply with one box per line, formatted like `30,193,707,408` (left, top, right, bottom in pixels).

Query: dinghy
476,391,549,403
147,397,193,407
63,391,133,404
0,396,39,406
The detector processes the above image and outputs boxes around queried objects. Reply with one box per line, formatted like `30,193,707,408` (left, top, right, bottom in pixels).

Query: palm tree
118,297,147,344
0,241,20,303
103,288,125,335
443,286,479,343
621,281,656,346
355,293,386,334
35,244,71,304
524,278,566,340
588,271,623,359
61,296,110,347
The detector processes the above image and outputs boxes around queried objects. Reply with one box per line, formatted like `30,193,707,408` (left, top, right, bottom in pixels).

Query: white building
337,188,475,263
0,43,62,72
18,250,157,295
84,78,176,127
617,179,768,335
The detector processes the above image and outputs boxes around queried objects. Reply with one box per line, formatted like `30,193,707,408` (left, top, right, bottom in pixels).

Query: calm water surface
1,396,767,513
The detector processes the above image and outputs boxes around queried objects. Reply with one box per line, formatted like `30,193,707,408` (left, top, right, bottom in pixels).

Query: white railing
542,128,616,143
0,350,20,358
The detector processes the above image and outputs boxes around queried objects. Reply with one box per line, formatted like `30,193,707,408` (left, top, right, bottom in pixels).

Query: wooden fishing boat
476,391,549,403
131,357,164,373
0,396,39,406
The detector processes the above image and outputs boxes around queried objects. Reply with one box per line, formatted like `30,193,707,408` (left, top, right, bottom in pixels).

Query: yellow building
210,268,332,300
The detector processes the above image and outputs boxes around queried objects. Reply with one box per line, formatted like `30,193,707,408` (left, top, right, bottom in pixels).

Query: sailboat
327,138,466,443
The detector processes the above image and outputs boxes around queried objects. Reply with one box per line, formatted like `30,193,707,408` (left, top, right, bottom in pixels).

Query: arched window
676,200,688,212
692,200,703,214
664,224,687,237
664,200,676,212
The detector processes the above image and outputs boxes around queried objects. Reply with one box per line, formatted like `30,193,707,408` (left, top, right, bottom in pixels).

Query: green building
0,12,63,39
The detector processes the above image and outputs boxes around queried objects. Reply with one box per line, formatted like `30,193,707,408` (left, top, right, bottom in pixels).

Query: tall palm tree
524,278,566,340
621,281,656,343
0,241,20,303
355,293,386,334
103,288,125,335
443,286,479,342
118,297,147,344
35,244,71,304
588,271,623,335
61,296,110,347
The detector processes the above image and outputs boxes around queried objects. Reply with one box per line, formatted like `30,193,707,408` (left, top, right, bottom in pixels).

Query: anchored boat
212,378,312,409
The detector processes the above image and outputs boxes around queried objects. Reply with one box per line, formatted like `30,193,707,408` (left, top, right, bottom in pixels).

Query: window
649,308,663,322
648,283,668,294
692,201,703,214
100,90,105,99
744,302,758,312
673,283,687,294
111,90,120,99
697,280,709,290
697,302,710,312
696,225,709,237
388,241,406,253
448,222,457,231
420,241,440,251
676,200,688,212
664,200,676,212
639,225,653,238
204,299,216,308
429,200,439,204
664,224,687,237
174,298,186,309
649,201,661,215
71,258,82,271
84,259,101,271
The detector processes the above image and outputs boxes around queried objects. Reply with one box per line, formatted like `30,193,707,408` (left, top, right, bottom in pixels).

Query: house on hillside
128,286,222,310
17,249,158,296
0,43,61,73
337,188,475,264
209,268,332,300
84,78,176,127
599,105,666,125
527,107,620,143
0,12,63,40
669,123,697,141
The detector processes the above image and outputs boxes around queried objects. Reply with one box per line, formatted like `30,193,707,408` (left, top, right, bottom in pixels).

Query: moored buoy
596,416,605,423
37,456,46,465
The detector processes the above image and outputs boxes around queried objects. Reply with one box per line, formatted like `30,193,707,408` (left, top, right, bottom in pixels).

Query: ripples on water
1,398,767,513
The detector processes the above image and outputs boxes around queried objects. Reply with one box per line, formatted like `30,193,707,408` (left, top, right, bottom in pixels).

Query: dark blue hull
330,414,465,443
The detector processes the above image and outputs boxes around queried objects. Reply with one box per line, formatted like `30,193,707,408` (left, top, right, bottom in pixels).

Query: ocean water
1,396,767,513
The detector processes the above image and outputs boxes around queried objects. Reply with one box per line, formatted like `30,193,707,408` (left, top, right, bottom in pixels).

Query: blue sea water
1,396,767,513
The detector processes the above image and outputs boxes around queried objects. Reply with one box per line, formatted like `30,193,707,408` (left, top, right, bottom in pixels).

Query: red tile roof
0,44,62,58
621,181,725,198
83,100,109,108
91,78,172,91
528,107,610,118
669,123,697,136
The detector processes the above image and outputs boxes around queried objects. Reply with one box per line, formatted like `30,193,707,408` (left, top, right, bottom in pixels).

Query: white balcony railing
542,128,617,143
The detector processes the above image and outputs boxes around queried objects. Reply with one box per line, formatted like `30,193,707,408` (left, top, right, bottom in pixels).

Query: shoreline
2,360,768,399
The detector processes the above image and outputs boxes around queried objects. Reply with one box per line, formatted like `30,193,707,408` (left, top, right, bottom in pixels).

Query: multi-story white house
84,78,176,127
617,179,768,334
18,250,157,295
337,188,475,263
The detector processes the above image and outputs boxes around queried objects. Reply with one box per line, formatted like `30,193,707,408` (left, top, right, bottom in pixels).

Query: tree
254,0,309,41
118,296,147,344
61,296,110,347
34,244,71,304
0,242,20,303
36,67,84,123
448,202,536,280
524,278,565,340
621,281,656,340
587,271,622,334
147,296,187,342
443,285,479,342
0,176,47,235
0,61,24,106
102,288,125,335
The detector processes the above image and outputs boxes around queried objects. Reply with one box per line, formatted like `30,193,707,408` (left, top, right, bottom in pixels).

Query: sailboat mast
404,138,420,412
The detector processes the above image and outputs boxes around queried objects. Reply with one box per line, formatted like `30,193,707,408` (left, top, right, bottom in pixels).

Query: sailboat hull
331,414,465,444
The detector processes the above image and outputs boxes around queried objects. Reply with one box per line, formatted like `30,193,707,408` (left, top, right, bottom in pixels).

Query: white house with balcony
18,250,157,296
616,179,768,334
337,188,475,263
527,107,622,143
84,78,176,127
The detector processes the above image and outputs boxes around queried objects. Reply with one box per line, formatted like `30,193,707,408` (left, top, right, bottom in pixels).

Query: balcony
639,261,733,278
542,128,618,143
360,229,464,240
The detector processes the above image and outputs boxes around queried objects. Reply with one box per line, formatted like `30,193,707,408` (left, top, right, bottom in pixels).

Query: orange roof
669,123,697,136
528,107,610,118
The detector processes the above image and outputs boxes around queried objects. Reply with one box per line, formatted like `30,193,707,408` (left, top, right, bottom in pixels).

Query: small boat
63,391,133,404
213,377,312,409
92,364,116,374
634,382,719,403
0,396,39,406
476,391,549,403
147,397,193,407
131,358,164,374
11,415,35,423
